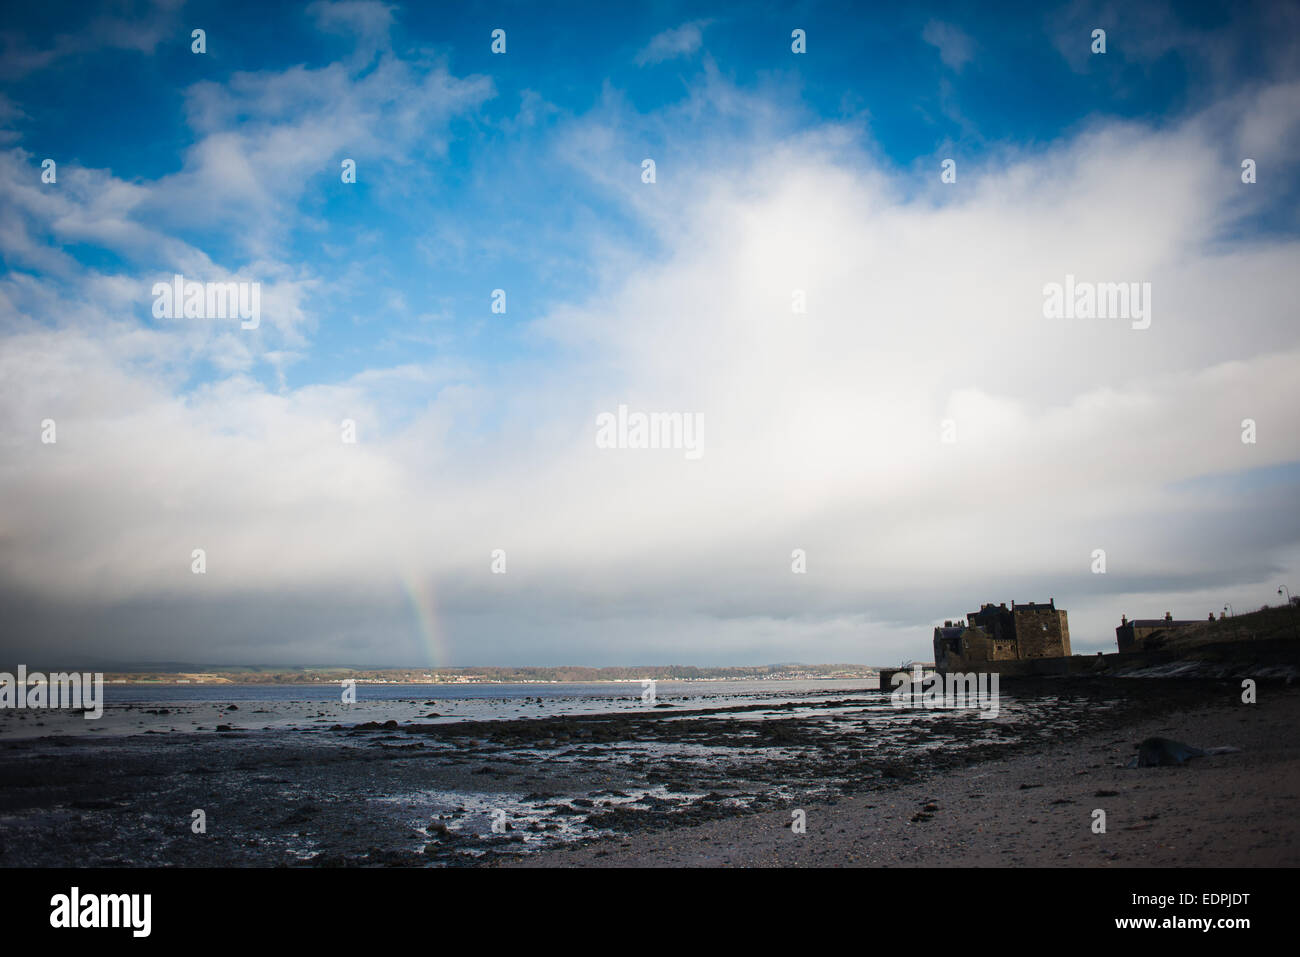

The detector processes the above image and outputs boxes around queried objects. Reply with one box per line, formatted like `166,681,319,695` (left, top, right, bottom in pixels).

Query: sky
1,0,1299,669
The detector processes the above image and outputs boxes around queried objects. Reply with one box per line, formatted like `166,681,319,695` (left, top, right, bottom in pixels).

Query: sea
0,678,895,739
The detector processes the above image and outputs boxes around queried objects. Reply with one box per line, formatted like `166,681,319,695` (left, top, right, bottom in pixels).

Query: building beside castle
1114,612,1207,652
933,599,1071,672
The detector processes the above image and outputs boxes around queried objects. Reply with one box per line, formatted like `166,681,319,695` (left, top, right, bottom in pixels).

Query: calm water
97,678,875,704
0,678,891,739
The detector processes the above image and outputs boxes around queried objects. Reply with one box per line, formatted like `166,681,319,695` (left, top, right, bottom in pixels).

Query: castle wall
937,627,1020,670
935,602,1071,671
1116,624,1136,652
1011,608,1070,658
1116,620,1201,653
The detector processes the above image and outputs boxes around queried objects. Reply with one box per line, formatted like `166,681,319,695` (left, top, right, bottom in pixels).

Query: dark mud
0,678,1244,867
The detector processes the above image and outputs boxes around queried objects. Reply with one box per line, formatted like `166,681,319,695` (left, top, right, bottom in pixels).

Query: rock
1126,736,1239,768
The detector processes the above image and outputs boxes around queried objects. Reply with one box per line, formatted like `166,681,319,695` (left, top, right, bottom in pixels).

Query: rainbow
398,570,449,669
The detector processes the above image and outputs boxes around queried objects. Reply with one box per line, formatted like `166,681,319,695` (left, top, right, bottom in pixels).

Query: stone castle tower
933,599,1071,671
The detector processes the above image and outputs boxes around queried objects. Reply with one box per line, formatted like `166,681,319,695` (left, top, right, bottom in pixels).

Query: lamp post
1223,603,1238,641
1279,587,1298,641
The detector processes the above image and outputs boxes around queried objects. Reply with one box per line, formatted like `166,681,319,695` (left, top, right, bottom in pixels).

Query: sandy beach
3,677,1293,867
512,684,1300,867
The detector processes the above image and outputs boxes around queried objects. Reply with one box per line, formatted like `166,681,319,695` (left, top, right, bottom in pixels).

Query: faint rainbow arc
398,570,448,670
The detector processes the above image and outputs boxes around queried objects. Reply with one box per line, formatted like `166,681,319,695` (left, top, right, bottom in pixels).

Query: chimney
1121,614,1128,625
1219,611,1225,620
1208,612,1215,620
944,620,952,628
1164,611,1173,621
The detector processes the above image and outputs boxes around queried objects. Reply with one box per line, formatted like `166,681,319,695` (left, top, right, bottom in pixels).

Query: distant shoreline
95,673,880,686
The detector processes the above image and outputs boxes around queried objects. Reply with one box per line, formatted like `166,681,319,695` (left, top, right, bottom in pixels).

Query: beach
2,677,1292,867
513,683,1300,867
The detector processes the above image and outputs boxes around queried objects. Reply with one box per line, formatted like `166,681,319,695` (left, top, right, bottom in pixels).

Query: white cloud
308,0,396,57
0,0,182,80
922,20,975,71
2,65,1299,666
635,20,713,66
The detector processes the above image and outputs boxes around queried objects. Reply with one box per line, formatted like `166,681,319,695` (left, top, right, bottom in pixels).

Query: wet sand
0,678,1290,867
513,684,1300,867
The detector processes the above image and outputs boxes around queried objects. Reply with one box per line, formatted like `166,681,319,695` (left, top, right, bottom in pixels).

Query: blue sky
10,0,1288,401
2,1,1299,667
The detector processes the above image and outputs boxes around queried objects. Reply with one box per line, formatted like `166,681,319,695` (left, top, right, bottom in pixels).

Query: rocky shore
0,678,1288,867
513,682,1300,867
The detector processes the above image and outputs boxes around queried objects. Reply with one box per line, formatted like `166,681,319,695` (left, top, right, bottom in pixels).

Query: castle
933,599,1071,672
